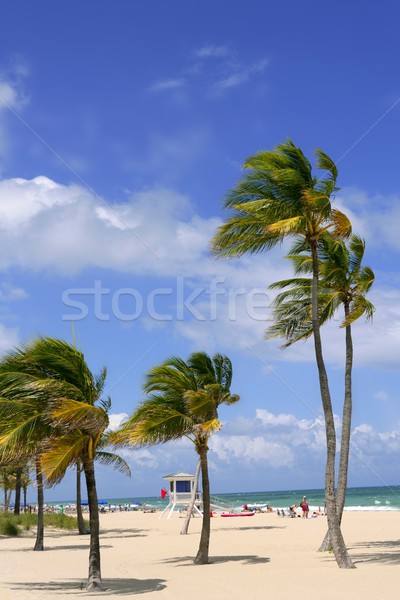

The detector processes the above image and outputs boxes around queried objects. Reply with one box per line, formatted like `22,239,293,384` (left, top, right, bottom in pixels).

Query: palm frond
95,451,131,477
41,434,88,485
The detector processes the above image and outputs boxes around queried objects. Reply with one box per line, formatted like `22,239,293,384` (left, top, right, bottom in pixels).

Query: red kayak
221,511,255,517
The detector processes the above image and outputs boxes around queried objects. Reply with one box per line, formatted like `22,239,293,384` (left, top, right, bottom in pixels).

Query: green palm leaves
211,139,351,258
267,234,375,346
113,352,239,450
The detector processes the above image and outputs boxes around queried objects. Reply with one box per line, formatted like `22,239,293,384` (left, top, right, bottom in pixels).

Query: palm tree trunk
33,457,44,551
4,482,8,511
83,455,102,591
181,458,201,535
23,484,27,514
310,243,354,568
319,311,353,551
194,445,211,564
76,462,90,535
14,466,22,515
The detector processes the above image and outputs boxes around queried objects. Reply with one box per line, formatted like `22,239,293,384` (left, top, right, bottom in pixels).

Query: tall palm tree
211,139,354,568
26,337,110,591
112,352,239,565
267,234,375,549
0,337,110,590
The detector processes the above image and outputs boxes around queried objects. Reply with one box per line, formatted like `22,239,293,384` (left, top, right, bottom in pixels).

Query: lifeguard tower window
176,481,191,493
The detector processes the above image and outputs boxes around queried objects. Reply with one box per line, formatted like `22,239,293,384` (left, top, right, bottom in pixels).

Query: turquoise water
101,485,400,512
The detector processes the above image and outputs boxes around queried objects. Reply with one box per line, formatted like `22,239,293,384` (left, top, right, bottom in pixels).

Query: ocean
100,484,400,512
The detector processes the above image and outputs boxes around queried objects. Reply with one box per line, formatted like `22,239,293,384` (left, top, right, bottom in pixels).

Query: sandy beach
0,510,399,600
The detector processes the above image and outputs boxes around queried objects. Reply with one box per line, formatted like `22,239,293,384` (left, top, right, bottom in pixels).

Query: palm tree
211,139,354,568
0,466,16,511
112,352,239,564
267,234,375,549
0,349,55,551
0,337,110,589
26,337,110,591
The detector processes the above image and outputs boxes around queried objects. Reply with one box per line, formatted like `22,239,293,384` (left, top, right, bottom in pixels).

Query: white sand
1,510,399,599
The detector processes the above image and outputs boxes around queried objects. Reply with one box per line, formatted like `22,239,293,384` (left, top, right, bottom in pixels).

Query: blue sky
1,1,400,502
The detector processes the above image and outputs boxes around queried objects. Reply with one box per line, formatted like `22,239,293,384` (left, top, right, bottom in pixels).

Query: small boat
221,511,255,517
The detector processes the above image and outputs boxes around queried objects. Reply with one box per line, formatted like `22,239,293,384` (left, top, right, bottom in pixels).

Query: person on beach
300,496,309,518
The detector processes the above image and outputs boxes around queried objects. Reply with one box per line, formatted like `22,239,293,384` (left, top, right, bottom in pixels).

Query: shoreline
1,509,400,599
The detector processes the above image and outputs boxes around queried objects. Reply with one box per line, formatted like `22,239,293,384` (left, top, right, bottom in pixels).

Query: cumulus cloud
103,407,400,491
0,175,399,369
107,412,128,432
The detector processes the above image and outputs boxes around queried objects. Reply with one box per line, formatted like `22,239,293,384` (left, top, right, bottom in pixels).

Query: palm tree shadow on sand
161,554,270,566
348,539,400,566
5,577,167,595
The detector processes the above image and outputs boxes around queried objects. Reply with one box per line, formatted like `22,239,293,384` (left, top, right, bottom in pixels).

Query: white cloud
0,323,20,355
212,58,269,94
97,407,400,492
374,390,389,401
107,412,128,432
0,283,28,301
0,175,399,370
148,44,268,99
0,66,29,160
194,45,231,58
149,78,186,92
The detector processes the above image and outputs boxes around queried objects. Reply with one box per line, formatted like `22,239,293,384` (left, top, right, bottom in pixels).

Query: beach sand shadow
100,528,148,540
215,525,284,532
1,544,113,552
349,538,400,565
5,577,167,595
160,554,270,566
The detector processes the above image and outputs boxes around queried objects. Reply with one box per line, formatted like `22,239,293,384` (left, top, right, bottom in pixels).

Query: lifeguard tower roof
163,472,194,480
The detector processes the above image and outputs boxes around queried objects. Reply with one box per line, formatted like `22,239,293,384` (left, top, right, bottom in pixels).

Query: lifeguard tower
160,471,203,519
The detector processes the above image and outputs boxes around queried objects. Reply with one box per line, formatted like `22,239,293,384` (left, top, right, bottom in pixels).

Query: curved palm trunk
83,455,102,591
194,445,211,564
311,243,354,568
319,310,353,551
14,466,22,515
33,456,44,551
181,458,201,535
76,462,90,535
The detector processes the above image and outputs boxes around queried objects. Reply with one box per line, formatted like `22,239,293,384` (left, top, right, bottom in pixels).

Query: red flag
161,488,168,499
